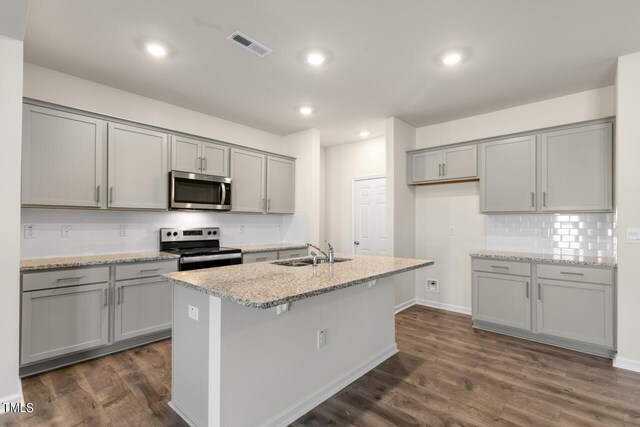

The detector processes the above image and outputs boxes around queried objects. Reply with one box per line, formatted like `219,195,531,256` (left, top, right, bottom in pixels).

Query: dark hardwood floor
3,305,640,426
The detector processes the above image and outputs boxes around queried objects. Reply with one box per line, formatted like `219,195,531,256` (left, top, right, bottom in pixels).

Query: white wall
21,65,320,257
324,136,386,253
414,86,616,311
386,118,417,306
0,36,24,409
614,52,640,371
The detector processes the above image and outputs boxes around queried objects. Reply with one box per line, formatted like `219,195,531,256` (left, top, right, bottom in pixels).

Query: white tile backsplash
485,213,616,257
21,209,308,259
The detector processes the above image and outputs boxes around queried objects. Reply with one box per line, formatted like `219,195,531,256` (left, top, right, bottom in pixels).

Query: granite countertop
20,251,180,272
164,254,434,309
235,243,308,254
470,250,617,268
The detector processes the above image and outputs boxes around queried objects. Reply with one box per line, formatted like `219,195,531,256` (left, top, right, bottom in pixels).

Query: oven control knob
173,232,178,237
208,231,212,235
166,232,172,237
213,230,218,235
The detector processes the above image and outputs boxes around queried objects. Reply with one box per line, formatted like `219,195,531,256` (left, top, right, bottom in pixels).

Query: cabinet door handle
538,283,542,301
267,198,271,211
490,265,509,270
56,276,86,282
438,163,442,177
525,281,529,298
443,163,447,177
262,198,266,211
116,287,124,305
531,192,535,208
109,187,114,204
560,271,584,276
256,257,267,262
96,185,101,204
197,157,201,171
104,289,109,307
203,157,207,171
139,268,161,274
543,191,547,207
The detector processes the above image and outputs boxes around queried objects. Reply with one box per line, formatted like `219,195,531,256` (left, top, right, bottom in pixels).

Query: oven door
179,253,243,271
170,171,232,211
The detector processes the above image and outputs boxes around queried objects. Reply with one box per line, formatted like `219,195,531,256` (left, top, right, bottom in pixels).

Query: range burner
160,227,242,271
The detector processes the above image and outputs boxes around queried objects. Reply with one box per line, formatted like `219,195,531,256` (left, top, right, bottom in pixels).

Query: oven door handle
179,253,242,264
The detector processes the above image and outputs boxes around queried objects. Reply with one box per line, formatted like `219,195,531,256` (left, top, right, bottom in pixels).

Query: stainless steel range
160,227,242,271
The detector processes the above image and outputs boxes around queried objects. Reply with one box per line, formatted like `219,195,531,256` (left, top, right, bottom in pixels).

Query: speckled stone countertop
235,243,308,254
470,250,617,268
21,252,180,272
164,254,434,309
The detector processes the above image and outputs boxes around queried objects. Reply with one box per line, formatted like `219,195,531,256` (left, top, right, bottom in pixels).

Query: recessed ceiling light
145,42,168,58
359,130,370,138
299,106,314,115
441,51,463,66
306,51,326,66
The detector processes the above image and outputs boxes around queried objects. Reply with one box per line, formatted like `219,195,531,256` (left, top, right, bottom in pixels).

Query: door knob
354,241,360,246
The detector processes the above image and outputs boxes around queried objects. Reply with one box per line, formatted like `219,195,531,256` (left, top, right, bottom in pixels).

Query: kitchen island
163,254,433,427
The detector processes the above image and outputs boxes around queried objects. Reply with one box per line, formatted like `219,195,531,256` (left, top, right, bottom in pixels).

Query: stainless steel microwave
170,171,232,211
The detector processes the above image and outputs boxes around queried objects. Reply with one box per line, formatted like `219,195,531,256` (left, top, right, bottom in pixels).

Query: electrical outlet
317,328,326,349
24,225,36,239
61,225,72,238
119,225,128,237
426,279,439,293
449,226,456,236
188,305,199,321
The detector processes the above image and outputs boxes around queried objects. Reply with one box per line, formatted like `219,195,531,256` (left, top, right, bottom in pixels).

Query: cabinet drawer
472,259,531,277
115,260,178,281
278,248,307,259
23,266,110,292
536,264,613,285
243,251,278,264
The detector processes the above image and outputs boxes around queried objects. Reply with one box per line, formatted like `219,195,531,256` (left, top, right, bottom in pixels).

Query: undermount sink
272,257,352,267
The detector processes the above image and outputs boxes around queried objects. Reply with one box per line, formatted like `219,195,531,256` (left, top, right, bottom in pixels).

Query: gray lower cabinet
114,277,172,341
20,260,177,371
473,271,531,331
243,251,278,263
472,256,616,357
21,282,110,364
536,278,613,348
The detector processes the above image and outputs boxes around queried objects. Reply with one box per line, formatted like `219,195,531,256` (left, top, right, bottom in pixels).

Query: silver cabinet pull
491,265,509,270
117,287,124,305
56,276,86,282
96,185,101,204
438,163,442,177
443,163,447,177
139,268,161,274
525,281,529,299
531,192,535,208
196,157,201,171
104,289,109,307
256,257,267,262
261,198,266,211
109,187,114,204
267,198,271,211
560,271,584,276
543,191,547,207
538,283,542,300
203,157,207,171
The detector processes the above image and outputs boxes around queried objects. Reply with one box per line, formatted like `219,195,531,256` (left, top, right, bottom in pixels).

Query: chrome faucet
306,242,335,264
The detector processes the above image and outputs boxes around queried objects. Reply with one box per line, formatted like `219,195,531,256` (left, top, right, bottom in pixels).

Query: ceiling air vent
227,31,272,57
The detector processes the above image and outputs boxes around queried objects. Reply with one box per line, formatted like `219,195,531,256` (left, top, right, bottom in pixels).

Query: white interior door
353,176,387,255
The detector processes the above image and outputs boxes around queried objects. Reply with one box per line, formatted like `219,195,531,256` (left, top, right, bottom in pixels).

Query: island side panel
171,284,221,427
218,277,397,427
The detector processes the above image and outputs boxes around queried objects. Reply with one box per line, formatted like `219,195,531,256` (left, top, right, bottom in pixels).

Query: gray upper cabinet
22,105,106,208
108,122,168,209
536,278,613,348
21,282,109,364
442,145,477,180
473,271,531,331
480,136,536,213
171,135,229,177
409,150,441,183
266,156,295,214
114,277,172,342
407,144,478,184
540,123,613,212
230,148,266,213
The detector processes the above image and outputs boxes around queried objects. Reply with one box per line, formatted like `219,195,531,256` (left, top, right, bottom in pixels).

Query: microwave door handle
221,183,227,205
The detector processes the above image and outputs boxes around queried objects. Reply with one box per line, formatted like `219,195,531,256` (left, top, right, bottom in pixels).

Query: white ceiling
24,0,640,146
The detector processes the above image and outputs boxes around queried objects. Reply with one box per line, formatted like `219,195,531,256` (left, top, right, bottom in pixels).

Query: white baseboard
168,401,199,427
0,382,23,415
262,344,398,427
414,299,472,316
613,356,640,373
394,299,415,314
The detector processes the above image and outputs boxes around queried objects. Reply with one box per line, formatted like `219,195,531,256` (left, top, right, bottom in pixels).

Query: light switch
188,305,199,321
24,225,36,239
61,225,72,238
627,228,640,244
